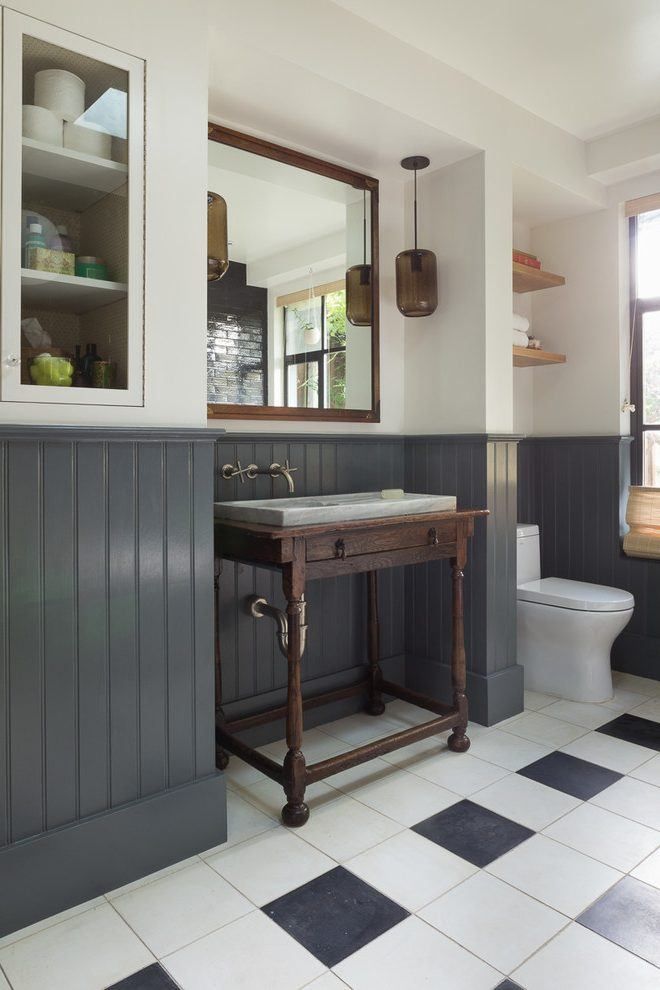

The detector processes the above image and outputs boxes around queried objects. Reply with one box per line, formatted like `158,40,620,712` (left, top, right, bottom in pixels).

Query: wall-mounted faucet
221,459,298,494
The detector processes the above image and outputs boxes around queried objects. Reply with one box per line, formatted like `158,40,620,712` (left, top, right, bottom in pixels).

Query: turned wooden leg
282,542,309,826
214,552,230,770
366,570,385,716
447,553,470,753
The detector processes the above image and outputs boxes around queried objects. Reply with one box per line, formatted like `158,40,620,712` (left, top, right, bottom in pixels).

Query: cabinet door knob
428,527,439,546
335,539,347,560
4,354,19,367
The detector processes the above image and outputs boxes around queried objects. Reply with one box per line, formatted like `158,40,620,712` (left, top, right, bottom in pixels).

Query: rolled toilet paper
111,136,128,164
64,121,112,159
22,104,62,145
512,312,530,334
513,329,529,347
34,69,85,122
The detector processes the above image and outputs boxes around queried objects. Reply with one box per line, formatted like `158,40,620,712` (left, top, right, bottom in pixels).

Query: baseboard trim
0,774,226,938
223,655,406,748
405,655,524,726
612,632,660,682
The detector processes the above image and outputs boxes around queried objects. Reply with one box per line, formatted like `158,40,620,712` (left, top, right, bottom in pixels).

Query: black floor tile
517,750,622,799
495,981,525,990
597,713,660,752
262,865,408,967
107,964,180,990
578,876,660,968
411,799,534,868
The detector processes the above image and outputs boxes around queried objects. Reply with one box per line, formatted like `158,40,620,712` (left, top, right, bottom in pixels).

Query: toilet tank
517,524,540,585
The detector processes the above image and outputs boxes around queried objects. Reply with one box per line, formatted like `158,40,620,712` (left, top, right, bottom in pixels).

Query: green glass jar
75,255,108,280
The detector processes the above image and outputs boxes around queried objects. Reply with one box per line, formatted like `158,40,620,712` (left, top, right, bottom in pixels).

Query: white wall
1,0,208,427
530,207,626,436
512,220,534,435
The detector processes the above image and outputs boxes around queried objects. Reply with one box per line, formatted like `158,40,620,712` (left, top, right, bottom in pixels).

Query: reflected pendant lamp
207,191,229,281
346,190,372,326
396,156,438,317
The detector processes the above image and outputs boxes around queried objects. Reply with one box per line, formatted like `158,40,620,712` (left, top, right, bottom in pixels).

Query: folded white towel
513,312,530,334
513,329,529,347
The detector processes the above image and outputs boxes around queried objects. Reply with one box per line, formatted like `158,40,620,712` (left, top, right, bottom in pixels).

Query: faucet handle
221,460,255,483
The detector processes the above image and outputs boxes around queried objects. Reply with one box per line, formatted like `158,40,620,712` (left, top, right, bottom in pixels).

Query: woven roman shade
623,486,660,559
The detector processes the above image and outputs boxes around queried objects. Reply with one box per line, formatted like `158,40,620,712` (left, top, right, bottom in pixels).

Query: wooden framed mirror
207,124,380,422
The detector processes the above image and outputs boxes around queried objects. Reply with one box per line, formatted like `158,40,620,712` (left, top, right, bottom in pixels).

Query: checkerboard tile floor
1,671,659,990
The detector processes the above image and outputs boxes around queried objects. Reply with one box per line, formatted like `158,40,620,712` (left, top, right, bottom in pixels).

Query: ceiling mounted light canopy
396,156,437,318
346,189,372,327
207,191,229,281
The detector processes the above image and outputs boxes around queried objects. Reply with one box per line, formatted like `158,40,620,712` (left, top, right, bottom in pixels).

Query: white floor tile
111,860,252,957
500,711,588,748
326,757,394,792
632,847,660,888
560,731,655,774
318,712,403,746
333,915,499,990
0,897,106,950
512,922,660,990
105,857,200,900
486,834,622,917
420,871,567,974
472,773,581,831
304,974,349,989
408,752,510,796
630,697,660,723
599,688,649,711
206,828,335,906
237,777,340,822
340,767,460,827
631,753,660,786
0,903,153,990
199,790,278,856
384,699,436,726
468,729,553,771
0,968,9,990
379,735,448,770
540,700,615,729
543,802,660,872
295,793,403,862
223,755,267,789
524,690,558,711
591,776,660,830
163,910,324,990
261,728,349,764
345,829,477,911
612,671,660,697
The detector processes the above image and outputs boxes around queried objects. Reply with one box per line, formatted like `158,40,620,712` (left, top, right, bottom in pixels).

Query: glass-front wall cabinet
1,11,144,404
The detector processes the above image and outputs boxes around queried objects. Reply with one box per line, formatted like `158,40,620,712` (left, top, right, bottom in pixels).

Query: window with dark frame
629,208,660,486
281,287,347,411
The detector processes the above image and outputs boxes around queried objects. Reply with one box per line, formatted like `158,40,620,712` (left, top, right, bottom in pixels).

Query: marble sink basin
214,491,457,527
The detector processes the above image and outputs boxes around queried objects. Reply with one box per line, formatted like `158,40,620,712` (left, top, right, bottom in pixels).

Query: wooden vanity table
214,508,488,826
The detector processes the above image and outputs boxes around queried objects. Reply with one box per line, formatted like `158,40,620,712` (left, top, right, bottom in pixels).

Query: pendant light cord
362,190,367,264
413,168,418,252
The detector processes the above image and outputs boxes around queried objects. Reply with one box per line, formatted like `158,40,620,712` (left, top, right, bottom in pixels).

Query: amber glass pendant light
396,156,437,317
346,190,372,326
207,191,229,281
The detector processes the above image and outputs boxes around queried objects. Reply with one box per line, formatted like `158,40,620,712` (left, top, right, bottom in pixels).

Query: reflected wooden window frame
206,122,380,423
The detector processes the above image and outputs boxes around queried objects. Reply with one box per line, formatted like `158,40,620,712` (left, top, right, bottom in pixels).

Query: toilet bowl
517,524,634,703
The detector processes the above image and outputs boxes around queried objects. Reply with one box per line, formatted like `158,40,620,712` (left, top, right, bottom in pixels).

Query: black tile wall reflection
207,262,267,406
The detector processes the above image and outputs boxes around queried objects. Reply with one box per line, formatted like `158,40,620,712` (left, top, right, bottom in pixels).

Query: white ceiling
332,0,660,140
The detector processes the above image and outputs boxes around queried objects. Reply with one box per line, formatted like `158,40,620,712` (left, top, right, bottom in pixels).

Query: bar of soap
381,488,405,500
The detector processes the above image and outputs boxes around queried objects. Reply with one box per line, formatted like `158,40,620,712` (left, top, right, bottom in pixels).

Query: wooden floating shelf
21,269,128,314
513,262,565,293
513,346,566,368
22,138,127,211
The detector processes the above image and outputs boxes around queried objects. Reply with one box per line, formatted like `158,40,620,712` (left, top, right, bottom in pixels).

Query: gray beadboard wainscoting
0,427,225,937
518,435,659,681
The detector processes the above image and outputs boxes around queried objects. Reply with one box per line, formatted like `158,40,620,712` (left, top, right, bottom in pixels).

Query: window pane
643,311,660,425
637,209,660,299
644,431,660,487
324,289,347,349
287,361,319,407
284,298,322,355
325,351,346,409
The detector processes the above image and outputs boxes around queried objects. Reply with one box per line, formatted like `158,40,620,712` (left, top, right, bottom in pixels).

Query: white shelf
21,268,128,313
22,138,127,210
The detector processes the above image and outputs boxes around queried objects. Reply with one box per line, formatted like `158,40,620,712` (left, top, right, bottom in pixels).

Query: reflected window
631,209,660,484
280,283,347,409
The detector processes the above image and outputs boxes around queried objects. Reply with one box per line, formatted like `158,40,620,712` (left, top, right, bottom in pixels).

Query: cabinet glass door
1,11,144,404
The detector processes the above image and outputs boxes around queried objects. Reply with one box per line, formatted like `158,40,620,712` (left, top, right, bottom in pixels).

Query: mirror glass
207,136,376,417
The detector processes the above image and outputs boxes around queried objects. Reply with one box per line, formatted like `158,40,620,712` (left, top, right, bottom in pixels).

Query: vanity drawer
305,518,457,562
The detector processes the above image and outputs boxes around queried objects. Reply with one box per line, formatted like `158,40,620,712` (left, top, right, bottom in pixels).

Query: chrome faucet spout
270,461,296,494
221,458,298,494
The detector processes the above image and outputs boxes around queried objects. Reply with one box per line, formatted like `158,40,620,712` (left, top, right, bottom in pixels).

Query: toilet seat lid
517,577,635,612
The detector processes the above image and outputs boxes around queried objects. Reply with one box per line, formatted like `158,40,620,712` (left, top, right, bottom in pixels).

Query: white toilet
517,524,634,702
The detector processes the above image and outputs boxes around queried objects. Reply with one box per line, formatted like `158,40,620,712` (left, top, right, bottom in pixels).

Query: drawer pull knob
428,527,439,546
335,539,347,560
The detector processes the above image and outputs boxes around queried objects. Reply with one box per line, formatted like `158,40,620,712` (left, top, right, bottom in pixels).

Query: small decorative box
25,247,75,275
